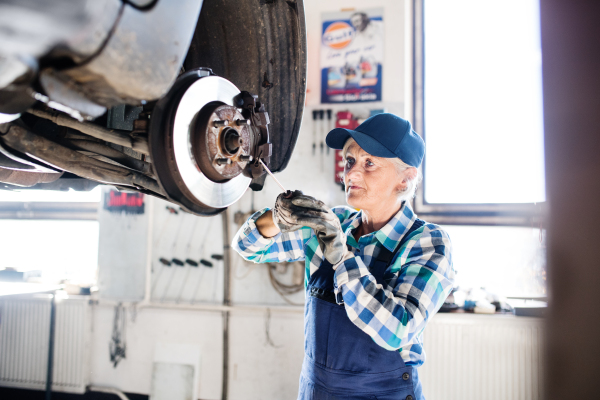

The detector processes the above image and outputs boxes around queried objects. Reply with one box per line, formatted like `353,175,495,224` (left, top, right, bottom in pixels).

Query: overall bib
299,219,425,400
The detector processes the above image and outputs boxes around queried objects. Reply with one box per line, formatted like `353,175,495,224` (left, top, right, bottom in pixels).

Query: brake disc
149,69,255,215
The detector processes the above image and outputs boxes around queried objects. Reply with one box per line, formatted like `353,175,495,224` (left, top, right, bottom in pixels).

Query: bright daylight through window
0,188,101,285
424,0,545,204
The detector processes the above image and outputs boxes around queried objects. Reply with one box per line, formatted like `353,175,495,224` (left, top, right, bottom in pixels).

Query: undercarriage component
1,125,164,195
0,168,62,187
28,108,149,154
0,176,99,193
0,139,59,173
39,70,108,118
66,140,152,176
150,69,258,216
49,0,204,110
0,0,122,64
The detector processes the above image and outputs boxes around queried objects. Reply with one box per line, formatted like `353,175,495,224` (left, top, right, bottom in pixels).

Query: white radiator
0,295,90,393
420,313,544,400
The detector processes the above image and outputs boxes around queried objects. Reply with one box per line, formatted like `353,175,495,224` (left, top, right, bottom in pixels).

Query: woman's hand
272,190,307,233
289,196,349,265
257,190,306,237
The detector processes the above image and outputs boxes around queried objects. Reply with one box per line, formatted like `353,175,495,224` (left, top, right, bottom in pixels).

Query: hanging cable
109,303,127,368
264,308,281,348
267,262,304,306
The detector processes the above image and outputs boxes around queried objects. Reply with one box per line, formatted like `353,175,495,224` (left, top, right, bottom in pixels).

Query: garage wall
89,1,410,399
89,306,224,399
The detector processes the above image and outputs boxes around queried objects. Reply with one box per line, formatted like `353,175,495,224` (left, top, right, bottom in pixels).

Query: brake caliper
236,91,272,188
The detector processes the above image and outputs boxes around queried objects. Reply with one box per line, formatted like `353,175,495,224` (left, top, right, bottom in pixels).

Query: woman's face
344,142,408,212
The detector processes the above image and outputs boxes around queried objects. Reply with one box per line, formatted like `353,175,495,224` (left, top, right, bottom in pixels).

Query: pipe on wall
45,293,57,400
221,208,231,400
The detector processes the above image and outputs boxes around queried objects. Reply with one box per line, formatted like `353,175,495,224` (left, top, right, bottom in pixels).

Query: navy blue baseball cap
326,113,425,168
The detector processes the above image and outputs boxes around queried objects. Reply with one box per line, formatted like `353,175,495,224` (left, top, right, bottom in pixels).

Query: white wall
89,1,410,399
89,305,224,399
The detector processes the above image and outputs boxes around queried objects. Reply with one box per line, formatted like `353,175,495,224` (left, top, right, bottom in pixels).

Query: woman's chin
345,193,363,209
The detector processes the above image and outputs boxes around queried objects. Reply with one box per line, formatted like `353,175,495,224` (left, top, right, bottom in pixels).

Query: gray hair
341,138,422,203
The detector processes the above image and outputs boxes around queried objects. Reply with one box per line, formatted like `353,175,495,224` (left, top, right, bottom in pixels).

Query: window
0,219,99,284
442,224,546,297
412,0,547,297
414,0,545,222
0,187,101,284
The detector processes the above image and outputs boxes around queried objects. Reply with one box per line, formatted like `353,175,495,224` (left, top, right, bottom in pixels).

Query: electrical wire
264,308,281,348
109,304,126,368
233,206,304,304
234,260,258,280
267,262,304,306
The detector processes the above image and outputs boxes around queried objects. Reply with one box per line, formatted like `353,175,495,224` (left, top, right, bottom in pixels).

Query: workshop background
3,0,587,399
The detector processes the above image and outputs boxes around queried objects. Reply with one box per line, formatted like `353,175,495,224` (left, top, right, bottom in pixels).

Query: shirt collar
375,202,417,252
343,202,417,252
342,210,362,247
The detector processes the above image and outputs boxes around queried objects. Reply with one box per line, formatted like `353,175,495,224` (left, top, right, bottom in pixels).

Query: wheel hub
192,104,252,183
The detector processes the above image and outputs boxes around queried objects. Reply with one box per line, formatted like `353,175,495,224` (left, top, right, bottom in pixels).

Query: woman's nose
345,167,362,181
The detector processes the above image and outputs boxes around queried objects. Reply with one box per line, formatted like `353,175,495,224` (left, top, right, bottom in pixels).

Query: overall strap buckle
309,287,342,305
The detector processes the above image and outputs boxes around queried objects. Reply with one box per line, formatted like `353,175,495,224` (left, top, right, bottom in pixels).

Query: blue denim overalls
298,219,425,400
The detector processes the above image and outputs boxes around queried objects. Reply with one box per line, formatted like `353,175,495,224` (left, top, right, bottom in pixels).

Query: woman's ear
402,167,418,182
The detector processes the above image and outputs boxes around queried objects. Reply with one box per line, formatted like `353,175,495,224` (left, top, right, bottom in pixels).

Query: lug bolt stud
236,119,250,126
215,158,232,166
239,155,253,162
213,120,228,127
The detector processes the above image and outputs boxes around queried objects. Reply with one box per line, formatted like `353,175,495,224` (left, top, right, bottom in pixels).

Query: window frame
0,201,98,220
411,0,545,227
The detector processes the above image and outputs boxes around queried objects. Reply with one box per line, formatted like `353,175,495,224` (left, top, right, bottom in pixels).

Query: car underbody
0,0,306,215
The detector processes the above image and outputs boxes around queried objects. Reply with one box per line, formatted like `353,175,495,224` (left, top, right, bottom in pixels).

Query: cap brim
326,128,398,158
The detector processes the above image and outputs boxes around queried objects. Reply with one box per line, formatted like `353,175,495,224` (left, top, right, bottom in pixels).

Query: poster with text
321,9,384,103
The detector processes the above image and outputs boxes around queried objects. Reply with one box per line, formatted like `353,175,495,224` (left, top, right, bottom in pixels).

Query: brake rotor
149,69,253,215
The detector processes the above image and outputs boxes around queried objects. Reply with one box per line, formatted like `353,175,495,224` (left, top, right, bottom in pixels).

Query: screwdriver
259,159,287,192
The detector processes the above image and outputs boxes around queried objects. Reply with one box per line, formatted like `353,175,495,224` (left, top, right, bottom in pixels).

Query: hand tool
259,158,287,192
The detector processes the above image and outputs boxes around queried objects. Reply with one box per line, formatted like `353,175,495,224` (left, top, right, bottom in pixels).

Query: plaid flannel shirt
232,202,455,366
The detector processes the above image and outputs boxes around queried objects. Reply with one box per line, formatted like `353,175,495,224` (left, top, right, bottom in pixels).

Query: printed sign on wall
103,189,145,214
321,9,384,103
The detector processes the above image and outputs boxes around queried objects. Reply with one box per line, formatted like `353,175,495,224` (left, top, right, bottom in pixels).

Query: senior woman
233,113,455,400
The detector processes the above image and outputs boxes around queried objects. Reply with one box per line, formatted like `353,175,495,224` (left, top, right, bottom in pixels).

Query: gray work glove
272,190,306,232
289,196,348,265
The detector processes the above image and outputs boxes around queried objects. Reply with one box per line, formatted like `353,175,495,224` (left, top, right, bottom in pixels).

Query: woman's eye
345,158,355,168
366,160,375,167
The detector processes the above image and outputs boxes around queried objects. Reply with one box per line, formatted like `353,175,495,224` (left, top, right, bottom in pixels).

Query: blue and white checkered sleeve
333,225,455,351
232,208,310,263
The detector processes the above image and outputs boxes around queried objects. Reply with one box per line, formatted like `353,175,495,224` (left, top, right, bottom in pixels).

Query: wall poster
321,8,384,103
